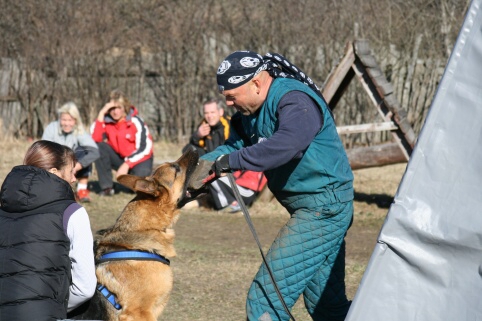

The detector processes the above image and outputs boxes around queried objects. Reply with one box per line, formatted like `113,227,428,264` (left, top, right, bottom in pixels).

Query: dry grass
0,138,406,320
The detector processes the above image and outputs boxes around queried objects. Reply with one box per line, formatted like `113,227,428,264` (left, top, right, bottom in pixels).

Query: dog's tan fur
94,150,199,321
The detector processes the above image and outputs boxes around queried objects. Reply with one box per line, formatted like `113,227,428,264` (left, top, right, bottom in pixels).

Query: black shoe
99,188,115,196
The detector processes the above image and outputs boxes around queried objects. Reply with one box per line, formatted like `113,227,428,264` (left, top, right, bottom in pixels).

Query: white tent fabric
346,1,482,320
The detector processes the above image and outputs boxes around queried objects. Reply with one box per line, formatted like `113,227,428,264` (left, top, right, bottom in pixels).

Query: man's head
202,99,224,126
216,50,272,115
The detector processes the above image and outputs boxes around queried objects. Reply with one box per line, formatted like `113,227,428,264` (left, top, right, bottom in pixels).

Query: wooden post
322,42,356,110
321,39,417,167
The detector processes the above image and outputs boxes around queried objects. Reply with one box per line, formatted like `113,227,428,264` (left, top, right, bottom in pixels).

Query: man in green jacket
199,51,354,321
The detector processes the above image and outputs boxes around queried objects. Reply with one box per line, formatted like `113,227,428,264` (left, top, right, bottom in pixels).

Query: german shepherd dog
70,149,205,321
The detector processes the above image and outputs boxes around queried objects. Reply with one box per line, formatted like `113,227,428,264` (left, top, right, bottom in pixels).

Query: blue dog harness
96,250,171,310
97,250,170,265
97,284,122,310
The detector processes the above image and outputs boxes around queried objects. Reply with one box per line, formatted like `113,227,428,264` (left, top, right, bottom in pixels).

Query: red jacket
233,170,267,192
92,106,153,168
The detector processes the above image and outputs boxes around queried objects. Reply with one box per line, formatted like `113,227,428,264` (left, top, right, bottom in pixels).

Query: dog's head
117,149,203,208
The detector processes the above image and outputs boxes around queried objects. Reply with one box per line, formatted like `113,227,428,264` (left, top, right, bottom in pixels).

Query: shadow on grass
354,192,393,209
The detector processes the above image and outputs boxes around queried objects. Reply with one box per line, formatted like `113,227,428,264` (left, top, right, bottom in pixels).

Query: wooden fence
0,41,445,147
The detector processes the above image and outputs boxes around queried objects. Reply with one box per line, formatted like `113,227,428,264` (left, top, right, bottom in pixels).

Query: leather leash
227,172,296,321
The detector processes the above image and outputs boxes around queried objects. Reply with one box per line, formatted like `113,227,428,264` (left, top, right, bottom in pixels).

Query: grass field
0,139,407,320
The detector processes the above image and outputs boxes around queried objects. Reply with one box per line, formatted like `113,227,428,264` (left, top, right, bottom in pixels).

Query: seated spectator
183,98,266,211
42,102,100,202
91,89,154,196
210,170,267,212
0,140,96,320
182,98,230,156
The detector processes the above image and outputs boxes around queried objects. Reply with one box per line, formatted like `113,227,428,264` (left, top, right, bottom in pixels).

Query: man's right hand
197,123,211,138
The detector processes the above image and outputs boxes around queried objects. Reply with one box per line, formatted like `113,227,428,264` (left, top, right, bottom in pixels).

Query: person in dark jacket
183,98,230,156
0,140,96,321
198,51,354,320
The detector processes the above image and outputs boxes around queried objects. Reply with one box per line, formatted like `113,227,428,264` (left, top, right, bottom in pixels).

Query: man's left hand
212,154,231,177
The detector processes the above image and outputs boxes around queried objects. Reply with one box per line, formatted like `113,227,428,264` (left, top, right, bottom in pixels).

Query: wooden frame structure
323,39,417,170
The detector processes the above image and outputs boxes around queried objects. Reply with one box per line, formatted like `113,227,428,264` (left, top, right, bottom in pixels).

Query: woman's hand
97,101,117,122
116,162,130,178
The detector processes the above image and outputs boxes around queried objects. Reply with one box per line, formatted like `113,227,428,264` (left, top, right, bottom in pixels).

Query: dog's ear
118,174,160,197
133,178,160,197
117,174,139,190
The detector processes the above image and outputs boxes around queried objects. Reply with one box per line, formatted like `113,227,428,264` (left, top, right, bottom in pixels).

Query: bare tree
0,0,469,144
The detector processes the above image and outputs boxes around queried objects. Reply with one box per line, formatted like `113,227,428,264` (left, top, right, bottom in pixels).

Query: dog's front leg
118,309,157,321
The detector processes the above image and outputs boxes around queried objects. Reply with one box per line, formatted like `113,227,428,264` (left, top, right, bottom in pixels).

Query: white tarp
346,0,482,320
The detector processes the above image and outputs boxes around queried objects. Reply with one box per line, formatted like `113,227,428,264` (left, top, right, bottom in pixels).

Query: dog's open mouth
177,149,209,208
185,185,208,199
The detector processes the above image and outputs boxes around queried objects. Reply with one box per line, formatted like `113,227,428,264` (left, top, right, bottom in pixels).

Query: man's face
203,101,223,126
222,80,261,116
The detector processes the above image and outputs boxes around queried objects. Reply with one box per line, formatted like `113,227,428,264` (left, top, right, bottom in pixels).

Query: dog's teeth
186,191,192,197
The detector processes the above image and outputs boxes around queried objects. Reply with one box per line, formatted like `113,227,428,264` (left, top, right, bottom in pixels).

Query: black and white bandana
216,51,323,100
216,51,265,92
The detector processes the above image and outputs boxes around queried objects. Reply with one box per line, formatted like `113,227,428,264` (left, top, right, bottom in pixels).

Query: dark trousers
95,142,153,190
74,147,92,179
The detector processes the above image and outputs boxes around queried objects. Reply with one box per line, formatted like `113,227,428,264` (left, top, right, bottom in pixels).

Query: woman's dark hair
23,140,76,171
